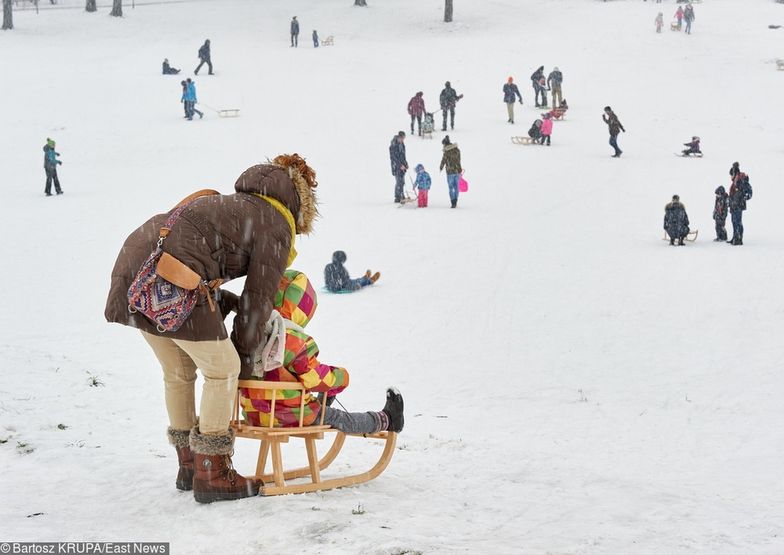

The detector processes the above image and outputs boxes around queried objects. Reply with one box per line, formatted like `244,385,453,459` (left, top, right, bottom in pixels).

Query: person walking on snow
389,131,408,203
603,106,625,157
180,80,190,118
713,186,729,242
407,92,426,136
655,12,664,33
439,81,461,131
324,252,380,293
683,4,695,34
43,138,63,196
414,163,431,207
728,164,752,245
530,66,547,107
674,6,684,30
547,67,563,108
312,30,319,48
185,78,204,120
664,194,690,245
540,112,553,146
104,154,320,504
194,39,213,75
439,135,462,208
502,77,523,124
239,270,402,435
291,16,300,47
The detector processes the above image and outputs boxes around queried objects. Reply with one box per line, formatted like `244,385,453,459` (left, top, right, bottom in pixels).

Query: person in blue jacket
43,138,63,196
324,251,380,293
184,78,204,120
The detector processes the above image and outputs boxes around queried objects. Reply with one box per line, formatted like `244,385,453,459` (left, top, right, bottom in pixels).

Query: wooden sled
511,136,536,145
321,35,334,46
217,109,240,118
231,380,397,496
663,229,698,242
671,22,681,31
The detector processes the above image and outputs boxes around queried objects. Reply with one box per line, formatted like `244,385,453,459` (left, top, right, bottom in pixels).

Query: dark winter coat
547,70,563,89
439,143,462,175
43,145,60,170
603,111,625,136
664,201,690,239
105,164,313,377
530,67,544,86
162,61,179,75
324,251,351,292
198,42,211,61
683,139,701,153
440,86,459,110
528,120,542,139
729,174,752,212
503,83,522,104
389,137,408,176
713,187,728,221
291,19,300,35
408,94,426,116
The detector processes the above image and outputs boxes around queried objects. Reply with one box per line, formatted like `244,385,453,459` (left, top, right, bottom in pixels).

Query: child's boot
364,270,371,279
370,271,380,284
382,388,404,433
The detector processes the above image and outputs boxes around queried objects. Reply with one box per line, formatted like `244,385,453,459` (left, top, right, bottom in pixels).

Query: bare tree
2,0,12,30
354,0,367,5
110,0,122,17
444,0,453,22
86,0,97,12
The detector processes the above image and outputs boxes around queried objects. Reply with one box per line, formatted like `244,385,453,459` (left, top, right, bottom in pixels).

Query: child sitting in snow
324,251,380,293
238,270,404,434
414,163,431,208
528,119,542,141
681,136,701,156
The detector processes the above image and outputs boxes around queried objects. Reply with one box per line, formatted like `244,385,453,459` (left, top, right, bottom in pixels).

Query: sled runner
670,22,681,31
663,229,698,242
675,152,703,158
321,35,335,46
203,104,240,118
231,380,397,496
398,189,418,206
511,136,536,145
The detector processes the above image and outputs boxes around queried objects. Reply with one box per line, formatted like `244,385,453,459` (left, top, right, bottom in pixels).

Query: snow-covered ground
2,0,784,553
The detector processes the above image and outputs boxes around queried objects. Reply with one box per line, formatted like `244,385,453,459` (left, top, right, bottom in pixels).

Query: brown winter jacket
105,163,317,376
439,143,462,175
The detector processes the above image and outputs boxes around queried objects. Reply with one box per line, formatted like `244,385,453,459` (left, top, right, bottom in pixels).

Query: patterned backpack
127,190,222,333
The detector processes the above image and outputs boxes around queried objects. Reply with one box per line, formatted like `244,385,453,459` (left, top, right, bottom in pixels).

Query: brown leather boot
189,427,261,504
167,427,194,491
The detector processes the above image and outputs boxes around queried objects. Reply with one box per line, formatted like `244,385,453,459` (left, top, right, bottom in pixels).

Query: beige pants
551,86,562,108
141,331,240,435
506,102,515,122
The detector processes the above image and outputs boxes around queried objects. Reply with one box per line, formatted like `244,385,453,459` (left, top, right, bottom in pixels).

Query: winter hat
46,138,55,147
732,162,740,168
538,65,544,71
442,135,451,145
274,269,317,328
445,81,451,87
332,250,347,264
397,131,406,138
715,186,726,195
415,163,424,172
543,112,552,119
271,153,319,235
672,194,680,201
604,106,612,112
553,66,559,72
416,91,423,96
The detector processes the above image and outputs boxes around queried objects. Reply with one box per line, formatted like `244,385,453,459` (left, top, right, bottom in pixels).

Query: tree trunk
353,0,367,5
86,0,97,12
110,0,122,17
444,0,453,22
2,0,13,31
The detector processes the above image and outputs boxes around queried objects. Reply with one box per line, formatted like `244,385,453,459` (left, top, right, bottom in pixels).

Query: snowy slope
1,0,784,553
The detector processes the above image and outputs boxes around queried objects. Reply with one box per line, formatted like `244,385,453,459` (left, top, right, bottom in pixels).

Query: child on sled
324,251,380,293
237,270,404,434
681,136,701,156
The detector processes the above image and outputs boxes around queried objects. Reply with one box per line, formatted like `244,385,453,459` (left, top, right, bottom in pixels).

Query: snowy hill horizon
2,0,784,553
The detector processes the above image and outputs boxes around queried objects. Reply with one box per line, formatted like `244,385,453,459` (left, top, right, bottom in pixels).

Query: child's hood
274,269,318,328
